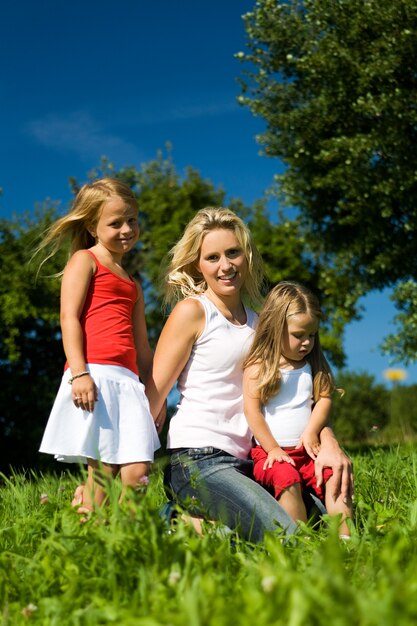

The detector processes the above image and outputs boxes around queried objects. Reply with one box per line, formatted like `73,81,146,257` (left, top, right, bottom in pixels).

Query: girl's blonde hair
164,207,264,307
35,178,138,271
244,281,336,405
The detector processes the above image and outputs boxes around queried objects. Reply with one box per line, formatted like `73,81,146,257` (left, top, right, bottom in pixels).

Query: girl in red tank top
38,178,160,517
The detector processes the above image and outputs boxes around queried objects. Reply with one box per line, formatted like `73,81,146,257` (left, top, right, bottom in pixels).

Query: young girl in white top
38,178,159,514
243,281,353,537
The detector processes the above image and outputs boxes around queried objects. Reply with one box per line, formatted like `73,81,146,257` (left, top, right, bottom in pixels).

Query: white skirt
39,364,160,464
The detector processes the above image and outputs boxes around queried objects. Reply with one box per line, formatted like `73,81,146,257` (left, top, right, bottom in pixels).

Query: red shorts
250,445,333,502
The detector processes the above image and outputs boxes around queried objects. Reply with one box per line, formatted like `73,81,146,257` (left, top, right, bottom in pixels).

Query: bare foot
181,515,217,535
181,514,205,535
71,485,92,522
71,485,84,508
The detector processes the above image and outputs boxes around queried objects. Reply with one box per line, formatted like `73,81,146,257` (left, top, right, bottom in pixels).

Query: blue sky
2,0,416,385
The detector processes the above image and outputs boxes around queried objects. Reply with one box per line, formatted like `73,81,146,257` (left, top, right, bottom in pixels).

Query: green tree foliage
119,156,229,342
247,204,348,365
2,154,348,471
78,154,346,361
71,154,235,345
238,0,417,357
382,280,417,363
331,371,389,442
0,209,66,471
2,157,234,471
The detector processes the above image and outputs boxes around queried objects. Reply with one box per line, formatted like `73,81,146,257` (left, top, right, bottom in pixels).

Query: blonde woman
148,209,353,542
244,282,353,537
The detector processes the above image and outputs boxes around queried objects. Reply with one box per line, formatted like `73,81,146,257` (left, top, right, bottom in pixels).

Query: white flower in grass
21,603,38,617
168,570,181,586
261,575,276,593
40,493,49,504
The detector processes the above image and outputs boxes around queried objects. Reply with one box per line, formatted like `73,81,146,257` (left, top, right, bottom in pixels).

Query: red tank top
65,250,139,375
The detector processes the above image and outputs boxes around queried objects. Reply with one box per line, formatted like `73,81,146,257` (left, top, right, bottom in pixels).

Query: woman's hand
154,401,167,434
314,428,354,504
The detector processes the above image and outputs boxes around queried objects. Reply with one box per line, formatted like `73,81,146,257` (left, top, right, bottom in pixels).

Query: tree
238,0,417,357
4,156,233,472
0,208,66,471
3,152,350,472
78,154,347,362
247,204,349,365
381,281,417,363
70,154,233,345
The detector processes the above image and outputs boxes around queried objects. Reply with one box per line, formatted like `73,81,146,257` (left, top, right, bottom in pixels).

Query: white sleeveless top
167,295,258,459
262,363,313,447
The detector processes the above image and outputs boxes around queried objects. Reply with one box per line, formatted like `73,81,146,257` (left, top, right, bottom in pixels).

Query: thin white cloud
120,99,240,127
166,100,239,122
26,111,144,163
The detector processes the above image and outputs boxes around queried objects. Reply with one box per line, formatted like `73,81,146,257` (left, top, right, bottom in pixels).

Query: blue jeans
165,447,302,543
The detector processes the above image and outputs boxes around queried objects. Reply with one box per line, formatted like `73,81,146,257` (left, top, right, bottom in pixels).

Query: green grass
1,446,417,625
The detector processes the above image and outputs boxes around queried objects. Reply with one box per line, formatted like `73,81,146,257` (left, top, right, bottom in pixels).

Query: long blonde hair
35,178,138,272
163,207,264,307
244,281,336,405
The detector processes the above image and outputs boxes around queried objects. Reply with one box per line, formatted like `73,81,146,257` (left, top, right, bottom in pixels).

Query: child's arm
132,281,167,432
146,298,205,420
132,281,154,384
60,250,98,412
299,395,332,460
243,364,295,469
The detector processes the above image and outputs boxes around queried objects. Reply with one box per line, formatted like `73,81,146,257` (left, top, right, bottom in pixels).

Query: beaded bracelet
68,371,90,385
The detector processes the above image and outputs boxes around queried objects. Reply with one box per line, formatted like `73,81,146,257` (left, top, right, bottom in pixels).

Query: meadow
1,445,417,626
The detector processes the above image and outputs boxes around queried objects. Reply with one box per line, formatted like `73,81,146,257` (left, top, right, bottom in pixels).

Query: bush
332,370,390,442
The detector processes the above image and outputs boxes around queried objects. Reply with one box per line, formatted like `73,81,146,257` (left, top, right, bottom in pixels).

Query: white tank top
167,295,258,459
261,363,313,447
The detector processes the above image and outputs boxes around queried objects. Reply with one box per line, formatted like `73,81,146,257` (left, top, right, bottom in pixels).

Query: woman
148,207,353,542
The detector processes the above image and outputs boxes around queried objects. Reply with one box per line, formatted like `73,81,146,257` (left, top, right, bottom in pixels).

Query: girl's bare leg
119,461,149,499
72,461,149,515
75,459,118,513
325,474,353,537
278,482,308,523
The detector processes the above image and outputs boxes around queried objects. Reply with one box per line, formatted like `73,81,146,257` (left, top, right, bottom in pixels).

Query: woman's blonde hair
244,281,336,404
35,178,138,271
164,207,264,307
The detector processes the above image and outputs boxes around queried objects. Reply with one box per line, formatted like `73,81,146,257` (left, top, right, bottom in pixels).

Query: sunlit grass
1,446,417,625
